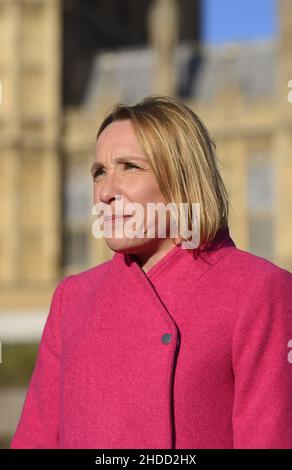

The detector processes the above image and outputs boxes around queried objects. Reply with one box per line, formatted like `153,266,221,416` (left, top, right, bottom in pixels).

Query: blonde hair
96,95,229,249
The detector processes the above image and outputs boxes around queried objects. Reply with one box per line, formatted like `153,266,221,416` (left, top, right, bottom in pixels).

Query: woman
10,96,292,449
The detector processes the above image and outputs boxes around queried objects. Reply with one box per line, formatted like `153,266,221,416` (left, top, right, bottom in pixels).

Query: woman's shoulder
54,258,114,295
221,245,292,294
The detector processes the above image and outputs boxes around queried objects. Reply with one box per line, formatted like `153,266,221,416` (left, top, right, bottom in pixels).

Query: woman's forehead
96,121,145,158
97,119,135,141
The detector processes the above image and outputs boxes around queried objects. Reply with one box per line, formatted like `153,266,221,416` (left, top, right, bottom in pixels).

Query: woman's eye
92,162,141,181
92,169,105,180
124,162,140,170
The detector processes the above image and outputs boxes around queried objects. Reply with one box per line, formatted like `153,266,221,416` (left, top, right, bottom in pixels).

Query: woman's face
93,119,175,256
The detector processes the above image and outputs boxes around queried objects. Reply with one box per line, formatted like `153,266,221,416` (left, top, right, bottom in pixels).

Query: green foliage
0,343,39,386
0,433,13,449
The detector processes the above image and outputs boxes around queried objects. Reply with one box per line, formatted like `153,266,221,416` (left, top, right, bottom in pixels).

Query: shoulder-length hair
96,95,229,249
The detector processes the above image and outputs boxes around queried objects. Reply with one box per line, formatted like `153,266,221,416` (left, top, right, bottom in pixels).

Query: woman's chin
104,237,152,254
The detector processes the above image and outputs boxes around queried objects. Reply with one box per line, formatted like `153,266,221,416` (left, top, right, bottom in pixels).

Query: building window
63,158,92,271
247,153,275,260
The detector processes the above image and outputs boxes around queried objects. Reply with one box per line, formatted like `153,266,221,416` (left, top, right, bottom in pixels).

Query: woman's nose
97,172,121,204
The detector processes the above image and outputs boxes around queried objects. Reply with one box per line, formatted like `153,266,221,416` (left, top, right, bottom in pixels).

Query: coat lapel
111,225,236,315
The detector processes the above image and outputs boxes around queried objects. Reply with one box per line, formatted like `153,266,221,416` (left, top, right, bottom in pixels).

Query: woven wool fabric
10,226,292,448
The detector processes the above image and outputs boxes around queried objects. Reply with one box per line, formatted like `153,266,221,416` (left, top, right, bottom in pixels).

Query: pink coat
10,226,292,448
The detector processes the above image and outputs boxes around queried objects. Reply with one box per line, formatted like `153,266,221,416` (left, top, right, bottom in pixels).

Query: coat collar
112,225,235,274
110,225,236,313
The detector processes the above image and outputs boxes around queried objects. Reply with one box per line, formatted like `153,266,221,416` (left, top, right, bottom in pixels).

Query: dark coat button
161,333,172,344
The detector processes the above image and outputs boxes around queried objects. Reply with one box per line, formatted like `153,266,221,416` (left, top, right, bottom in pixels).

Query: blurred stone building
0,0,291,313
0,0,292,446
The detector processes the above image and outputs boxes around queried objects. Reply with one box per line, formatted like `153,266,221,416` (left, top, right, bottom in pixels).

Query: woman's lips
104,215,131,223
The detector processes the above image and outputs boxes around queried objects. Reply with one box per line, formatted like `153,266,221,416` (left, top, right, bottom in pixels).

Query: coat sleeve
232,267,292,448
10,275,72,449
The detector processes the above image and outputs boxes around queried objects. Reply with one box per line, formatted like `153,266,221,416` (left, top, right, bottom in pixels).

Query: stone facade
0,0,291,311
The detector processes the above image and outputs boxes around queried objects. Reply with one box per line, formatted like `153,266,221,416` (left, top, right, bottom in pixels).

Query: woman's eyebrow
91,155,147,172
116,156,149,164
